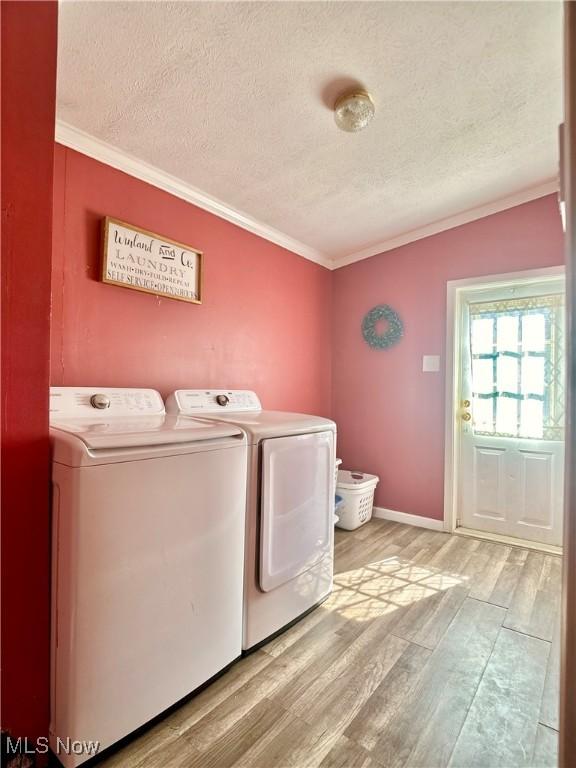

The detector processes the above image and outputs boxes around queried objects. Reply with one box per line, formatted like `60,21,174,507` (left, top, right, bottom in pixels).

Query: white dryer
49,387,247,766
166,390,336,651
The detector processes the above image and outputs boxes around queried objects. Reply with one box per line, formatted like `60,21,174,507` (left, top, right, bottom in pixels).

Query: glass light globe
334,91,375,133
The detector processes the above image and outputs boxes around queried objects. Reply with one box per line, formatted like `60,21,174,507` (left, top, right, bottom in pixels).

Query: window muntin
468,294,564,441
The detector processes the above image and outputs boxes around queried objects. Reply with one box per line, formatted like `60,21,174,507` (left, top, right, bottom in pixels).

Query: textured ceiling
57,1,562,261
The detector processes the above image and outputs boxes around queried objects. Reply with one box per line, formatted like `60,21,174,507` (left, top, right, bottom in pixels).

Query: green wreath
362,305,404,349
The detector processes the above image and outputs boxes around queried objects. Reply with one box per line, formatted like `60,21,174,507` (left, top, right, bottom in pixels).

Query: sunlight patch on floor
327,556,464,622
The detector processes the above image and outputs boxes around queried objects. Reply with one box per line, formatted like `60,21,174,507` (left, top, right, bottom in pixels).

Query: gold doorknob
462,399,471,408
461,412,472,422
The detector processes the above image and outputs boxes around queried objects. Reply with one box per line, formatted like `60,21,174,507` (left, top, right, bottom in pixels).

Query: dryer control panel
50,387,165,420
167,390,262,414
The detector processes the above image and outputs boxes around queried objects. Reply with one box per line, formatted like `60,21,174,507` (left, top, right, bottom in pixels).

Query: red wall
332,195,565,521
1,0,57,743
51,146,332,416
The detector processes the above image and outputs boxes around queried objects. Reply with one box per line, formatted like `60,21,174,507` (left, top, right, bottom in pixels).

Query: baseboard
372,507,445,532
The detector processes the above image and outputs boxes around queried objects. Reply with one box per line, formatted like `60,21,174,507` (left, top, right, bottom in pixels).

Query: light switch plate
423,355,440,372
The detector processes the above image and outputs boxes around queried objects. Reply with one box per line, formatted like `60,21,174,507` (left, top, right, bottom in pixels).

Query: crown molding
55,121,559,272
330,179,560,270
55,120,332,269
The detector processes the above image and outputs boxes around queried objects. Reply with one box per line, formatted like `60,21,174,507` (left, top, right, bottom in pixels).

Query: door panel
518,449,555,530
260,431,334,593
473,445,506,521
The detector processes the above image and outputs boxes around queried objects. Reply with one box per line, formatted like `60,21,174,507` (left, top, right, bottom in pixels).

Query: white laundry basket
336,470,379,530
334,458,343,525
334,458,342,489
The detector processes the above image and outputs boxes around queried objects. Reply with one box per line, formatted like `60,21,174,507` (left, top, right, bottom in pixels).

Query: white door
458,277,566,546
260,431,334,592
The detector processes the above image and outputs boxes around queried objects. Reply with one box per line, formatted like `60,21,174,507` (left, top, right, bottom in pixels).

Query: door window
469,294,565,440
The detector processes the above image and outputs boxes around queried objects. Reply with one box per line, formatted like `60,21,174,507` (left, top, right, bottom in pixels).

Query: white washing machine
166,390,336,651
49,387,247,766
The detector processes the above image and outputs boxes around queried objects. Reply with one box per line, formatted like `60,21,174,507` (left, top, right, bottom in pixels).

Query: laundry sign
101,217,203,304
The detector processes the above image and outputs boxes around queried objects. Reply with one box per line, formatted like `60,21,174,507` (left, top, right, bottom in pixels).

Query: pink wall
51,148,564,524
332,195,565,521
51,146,332,416
1,0,57,743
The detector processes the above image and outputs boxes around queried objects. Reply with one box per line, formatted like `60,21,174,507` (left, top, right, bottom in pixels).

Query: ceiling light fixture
334,90,375,133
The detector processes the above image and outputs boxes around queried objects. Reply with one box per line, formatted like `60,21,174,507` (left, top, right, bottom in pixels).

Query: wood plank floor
99,520,561,768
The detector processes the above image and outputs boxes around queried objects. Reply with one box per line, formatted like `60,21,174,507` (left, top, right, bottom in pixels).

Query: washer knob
216,394,230,407
90,393,111,410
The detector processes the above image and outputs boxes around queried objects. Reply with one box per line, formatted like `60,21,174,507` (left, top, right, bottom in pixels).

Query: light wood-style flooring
100,520,562,768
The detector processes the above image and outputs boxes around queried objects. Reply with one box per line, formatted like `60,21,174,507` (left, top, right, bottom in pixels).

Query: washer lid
51,415,242,451
51,416,244,467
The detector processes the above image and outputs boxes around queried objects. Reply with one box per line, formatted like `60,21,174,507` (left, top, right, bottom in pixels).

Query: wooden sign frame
101,217,203,304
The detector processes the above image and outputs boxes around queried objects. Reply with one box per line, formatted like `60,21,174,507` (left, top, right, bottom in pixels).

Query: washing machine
165,390,336,651
49,387,247,766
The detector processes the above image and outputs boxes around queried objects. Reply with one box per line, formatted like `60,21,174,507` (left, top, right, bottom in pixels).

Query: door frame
443,265,566,538
560,1,576,763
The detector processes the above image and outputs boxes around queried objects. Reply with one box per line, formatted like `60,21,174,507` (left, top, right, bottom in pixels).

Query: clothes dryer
166,389,336,650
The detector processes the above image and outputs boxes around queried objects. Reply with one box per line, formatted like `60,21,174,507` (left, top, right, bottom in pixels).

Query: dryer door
260,430,334,592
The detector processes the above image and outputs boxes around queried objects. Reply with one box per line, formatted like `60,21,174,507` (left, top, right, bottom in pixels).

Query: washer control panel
50,388,165,420
168,390,262,414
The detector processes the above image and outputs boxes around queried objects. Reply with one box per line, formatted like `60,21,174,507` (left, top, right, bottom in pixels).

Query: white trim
454,526,562,556
443,265,566,535
55,121,332,269
372,506,445,532
330,181,559,270
55,121,559,273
